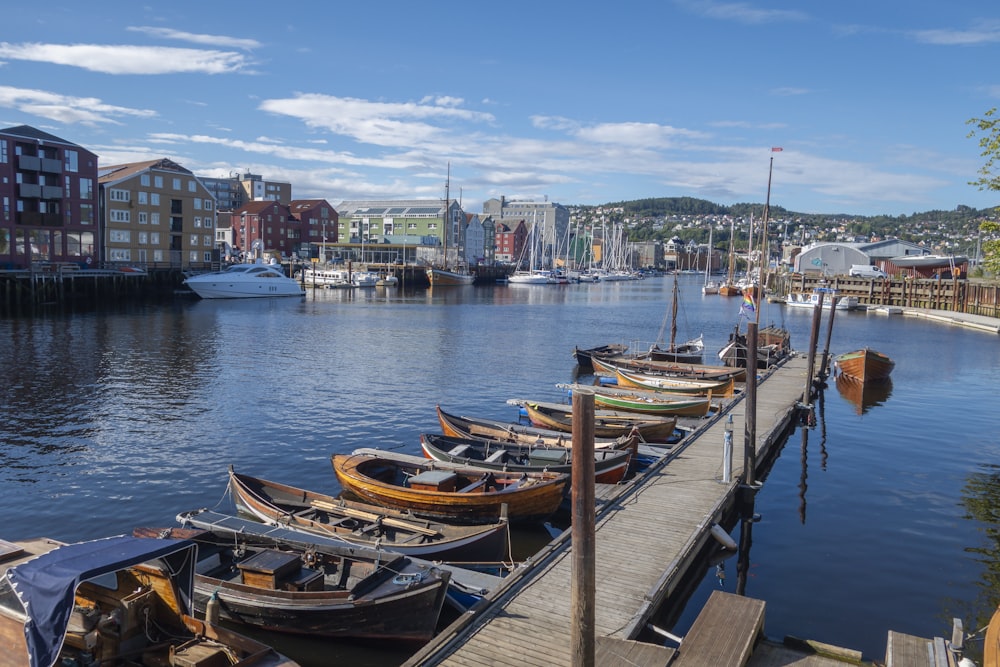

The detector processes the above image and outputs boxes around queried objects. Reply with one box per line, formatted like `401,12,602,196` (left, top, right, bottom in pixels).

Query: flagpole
755,153,776,325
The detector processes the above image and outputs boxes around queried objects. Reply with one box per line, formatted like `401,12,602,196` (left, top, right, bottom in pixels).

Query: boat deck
406,353,815,666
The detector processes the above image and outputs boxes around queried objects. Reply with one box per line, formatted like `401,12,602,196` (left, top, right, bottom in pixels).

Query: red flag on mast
771,147,783,152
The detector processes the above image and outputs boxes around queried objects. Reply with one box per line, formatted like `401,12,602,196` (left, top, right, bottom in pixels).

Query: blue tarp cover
5,535,196,667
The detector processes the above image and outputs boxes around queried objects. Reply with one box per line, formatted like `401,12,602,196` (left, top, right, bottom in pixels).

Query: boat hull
562,384,713,417
834,348,894,383
520,401,677,442
332,453,569,524
426,268,474,286
435,405,638,450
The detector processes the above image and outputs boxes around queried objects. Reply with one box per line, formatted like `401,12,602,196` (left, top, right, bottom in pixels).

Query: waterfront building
463,213,494,266
0,125,100,269
494,219,528,265
335,199,465,263
97,158,216,269
201,171,291,211
483,197,569,269
290,199,338,260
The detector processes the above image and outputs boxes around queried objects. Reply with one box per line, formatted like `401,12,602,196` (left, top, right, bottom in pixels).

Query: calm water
2,274,998,665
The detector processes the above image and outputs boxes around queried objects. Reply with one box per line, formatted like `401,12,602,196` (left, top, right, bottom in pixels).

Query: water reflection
835,375,893,415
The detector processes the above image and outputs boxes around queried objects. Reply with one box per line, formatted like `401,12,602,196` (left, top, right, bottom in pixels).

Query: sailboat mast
755,156,774,325
443,163,450,267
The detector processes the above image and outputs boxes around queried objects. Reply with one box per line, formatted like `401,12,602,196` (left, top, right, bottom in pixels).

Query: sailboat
427,165,475,286
719,152,791,369
702,224,719,295
646,271,704,363
508,221,550,284
717,217,741,296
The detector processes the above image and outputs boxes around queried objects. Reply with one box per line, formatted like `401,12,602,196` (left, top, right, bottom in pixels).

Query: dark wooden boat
415,433,632,484
834,348,895,383
332,452,570,524
515,400,677,442
0,535,296,667
572,343,628,370
228,468,508,561
134,525,450,641
590,355,746,382
436,405,639,450
560,383,714,417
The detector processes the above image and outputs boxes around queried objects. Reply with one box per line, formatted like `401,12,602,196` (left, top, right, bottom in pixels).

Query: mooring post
803,292,824,403
818,295,839,381
722,413,734,483
571,388,595,667
744,322,758,487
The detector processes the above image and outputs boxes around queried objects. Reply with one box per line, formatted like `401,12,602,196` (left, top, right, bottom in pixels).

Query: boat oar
310,500,442,537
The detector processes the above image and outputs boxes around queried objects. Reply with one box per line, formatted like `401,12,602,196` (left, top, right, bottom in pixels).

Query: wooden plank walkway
406,354,815,667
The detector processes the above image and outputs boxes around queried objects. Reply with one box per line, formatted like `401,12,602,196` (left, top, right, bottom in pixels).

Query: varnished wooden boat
134,525,450,641
572,343,628,370
436,405,638,450
332,452,569,524
415,434,632,484
560,383,714,417
228,468,508,561
591,355,746,382
515,400,677,442
0,535,296,667
984,604,1000,667
834,348,895,383
614,367,735,397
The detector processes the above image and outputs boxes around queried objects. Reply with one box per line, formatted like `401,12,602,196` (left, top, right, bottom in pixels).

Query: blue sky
2,1,999,216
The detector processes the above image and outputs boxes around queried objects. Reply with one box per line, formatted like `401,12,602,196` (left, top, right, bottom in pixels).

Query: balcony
17,211,63,227
41,185,63,199
17,154,41,171
40,158,62,174
18,183,42,198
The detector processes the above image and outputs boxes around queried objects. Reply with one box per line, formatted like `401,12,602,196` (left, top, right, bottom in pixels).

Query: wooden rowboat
228,468,508,561
560,383,714,417
134,525,450,641
332,452,569,524
436,405,638,450
513,400,677,442
414,434,633,484
614,367,735,397
572,343,628,370
590,355,746,382
833,348,895,383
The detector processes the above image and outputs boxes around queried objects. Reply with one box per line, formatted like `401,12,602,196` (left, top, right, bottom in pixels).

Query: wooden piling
571,388,596,667
744,322,758,487
803,293,824,404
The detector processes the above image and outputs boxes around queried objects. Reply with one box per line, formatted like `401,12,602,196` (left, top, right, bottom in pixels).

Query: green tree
967,108,1000,275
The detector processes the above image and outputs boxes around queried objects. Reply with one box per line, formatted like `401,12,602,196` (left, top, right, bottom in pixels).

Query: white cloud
910,20,1000,46
674,0,808,25
0,42,252,74
0,85,156,125
126,26,261,50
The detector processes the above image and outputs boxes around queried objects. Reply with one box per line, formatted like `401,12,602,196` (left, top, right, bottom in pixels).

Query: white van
849,264,888,278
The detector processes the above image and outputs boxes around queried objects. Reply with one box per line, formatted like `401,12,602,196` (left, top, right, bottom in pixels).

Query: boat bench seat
459,473,495,493
447,444,472,457
483,449,508,464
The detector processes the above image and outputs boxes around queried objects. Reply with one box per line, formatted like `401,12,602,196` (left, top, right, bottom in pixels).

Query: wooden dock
405,353,816,666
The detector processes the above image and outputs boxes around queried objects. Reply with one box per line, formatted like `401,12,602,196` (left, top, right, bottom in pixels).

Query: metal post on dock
722,414,733,483
803,292,824,404
743,322,758,487
571,388,596,667
818,296,839,382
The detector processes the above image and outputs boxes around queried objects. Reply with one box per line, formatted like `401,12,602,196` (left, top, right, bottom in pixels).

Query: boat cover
5,535,196,667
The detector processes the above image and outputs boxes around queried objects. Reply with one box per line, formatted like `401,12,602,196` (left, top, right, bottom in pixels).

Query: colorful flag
741,290,756,316
771,147,783,152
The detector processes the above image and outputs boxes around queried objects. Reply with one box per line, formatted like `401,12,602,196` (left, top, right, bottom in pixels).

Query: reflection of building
0,125,100,269
98,158,216,269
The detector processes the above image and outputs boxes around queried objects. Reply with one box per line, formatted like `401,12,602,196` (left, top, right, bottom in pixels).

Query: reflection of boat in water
835,374,893,415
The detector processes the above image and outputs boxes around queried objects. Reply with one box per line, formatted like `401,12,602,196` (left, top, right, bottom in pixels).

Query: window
109,230,130,242
138,232,148,244
204,199,213,211
189,251,199,263
150,213,160,225
140,174,150,186
150,232,160,244
203,235,212,247
110,210,130,223
153,249,163,262
203,251,212,262
64,150,78,172
109,249,131,261
193,198,201,210
80,179,92,200
194,217,201,228
154,175,163,188
150,193,160,205
138,212,147,224
190,234,198,246
172,178,181,190
188,181,197,192
204,217,213,228
138,191,148,204
80,204,94,225
109,189,130,202
0,140,7,164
